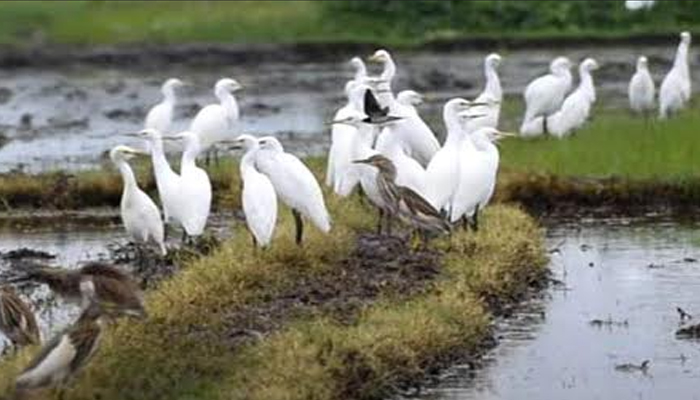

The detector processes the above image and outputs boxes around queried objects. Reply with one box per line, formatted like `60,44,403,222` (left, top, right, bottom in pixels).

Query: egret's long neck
239,149,258,176
443,108,463,146
484,63,502,100
579,68,595,102
149,137,178,180
380,58,396,83
116,160,138,196
181,144,200,173
675,42,690,78
354,63,367,81
216,88,239,122
163,87,177,106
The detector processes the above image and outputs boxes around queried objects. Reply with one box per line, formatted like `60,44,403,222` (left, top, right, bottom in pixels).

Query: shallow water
413,216,700,400
0,43,697,172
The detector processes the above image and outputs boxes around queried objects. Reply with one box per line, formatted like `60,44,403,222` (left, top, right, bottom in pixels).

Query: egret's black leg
292,209,304,245
471,205,480,232
376,209,384,234
462,215,469,230
543,117,549,135
386,214,394,236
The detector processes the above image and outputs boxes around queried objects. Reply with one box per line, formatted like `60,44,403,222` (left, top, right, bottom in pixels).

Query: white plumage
520,56,573,136
450,127,505,224
190,78,242,150
368,49,440,166
549,58,599,138
376,123,427,198
659,32,692,119
424,98,472,212
237,135,277,247
629,56,656,114
468,53,503,131
173,131,212,237
110,145,166,255
15,335,77,389
255,136,331,236
144,78,184,135
396,90,423,113
135,128,181,225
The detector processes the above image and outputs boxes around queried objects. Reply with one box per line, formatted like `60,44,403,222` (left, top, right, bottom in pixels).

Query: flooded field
0,44,697,172
412,215,700,400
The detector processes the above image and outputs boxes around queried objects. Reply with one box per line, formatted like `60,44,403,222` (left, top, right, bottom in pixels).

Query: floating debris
647,263,665,269
615,360,650,373
676,324,700,339
677,307,693,321
589,317,629,328
580,244,592,251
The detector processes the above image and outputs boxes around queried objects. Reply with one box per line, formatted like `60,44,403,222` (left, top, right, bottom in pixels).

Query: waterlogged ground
413,215,700,400
0,44,697,172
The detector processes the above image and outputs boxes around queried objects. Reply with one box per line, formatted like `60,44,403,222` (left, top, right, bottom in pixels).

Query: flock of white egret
107,31,693,255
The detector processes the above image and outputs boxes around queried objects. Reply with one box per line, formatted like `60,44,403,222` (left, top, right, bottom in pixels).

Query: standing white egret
368,49,440,165
327,81,358,188
190,78,242,153
451,126,513,229
234,134,277,248
659,32,692,119
128,128,181,226
520,56,573,136
424,98,474,212
165,131,212,239
377,126,427,198
255,136,331,244
548,58,599,138
110,145,166,256
469,53,503,131
144,78,184,134
629,56,656,114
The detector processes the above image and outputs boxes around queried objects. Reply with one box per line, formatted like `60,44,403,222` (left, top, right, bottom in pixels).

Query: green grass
0,1,696,48
499,103,700,180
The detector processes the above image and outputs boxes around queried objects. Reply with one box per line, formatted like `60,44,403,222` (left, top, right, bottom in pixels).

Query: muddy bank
497,171,700,217
0,33,694,69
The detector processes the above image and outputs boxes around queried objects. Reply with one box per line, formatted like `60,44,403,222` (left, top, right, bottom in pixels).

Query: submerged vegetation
0,1,697,47
0,190,546,399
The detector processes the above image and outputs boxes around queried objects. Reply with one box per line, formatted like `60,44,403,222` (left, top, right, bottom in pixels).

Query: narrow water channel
414,216,700,400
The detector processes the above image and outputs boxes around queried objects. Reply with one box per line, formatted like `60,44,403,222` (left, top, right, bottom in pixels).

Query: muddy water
413,216,700,400
0,44,698,172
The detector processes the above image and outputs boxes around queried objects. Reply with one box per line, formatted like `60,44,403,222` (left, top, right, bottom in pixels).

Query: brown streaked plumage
0,286,40,347
354,154,450,235
11,262,146,319
14,302,109,396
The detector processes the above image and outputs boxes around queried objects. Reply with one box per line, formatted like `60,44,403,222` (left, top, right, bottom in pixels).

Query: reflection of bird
14,302,111,398
255,136,331,245
354,155,450,236
659,32,692,119
164,131,212,240
0,286,40,348
521,56,572,136
234,134,277,248
11,262,146,318
629,56,656,114
144,78,184,134
110,145,166,256
549,58,599,138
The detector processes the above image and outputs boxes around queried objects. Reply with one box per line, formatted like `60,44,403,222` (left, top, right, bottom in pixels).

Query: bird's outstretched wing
364,89,388,118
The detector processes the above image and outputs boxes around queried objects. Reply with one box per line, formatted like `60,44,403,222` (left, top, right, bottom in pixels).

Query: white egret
396,90,423,115
190,77,242,153
366,49,396,108
424,98,473,212
368,49,440,165
549,58,599,138
520,56,573,136
376,125,427,198
165,131,212,239
659,32,692,119
327,81,358,188
350,56,368,83
234,134,277,248
469,53,503,131
110,145,166,256
127,128,181,225
144,78,184,134
255,136,331,244
451,126,513,229
629,56,656,114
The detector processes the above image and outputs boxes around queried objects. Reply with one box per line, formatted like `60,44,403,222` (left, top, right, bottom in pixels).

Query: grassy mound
0,194,545,399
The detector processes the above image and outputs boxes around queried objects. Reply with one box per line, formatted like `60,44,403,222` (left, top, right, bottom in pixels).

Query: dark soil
220,233,442,349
